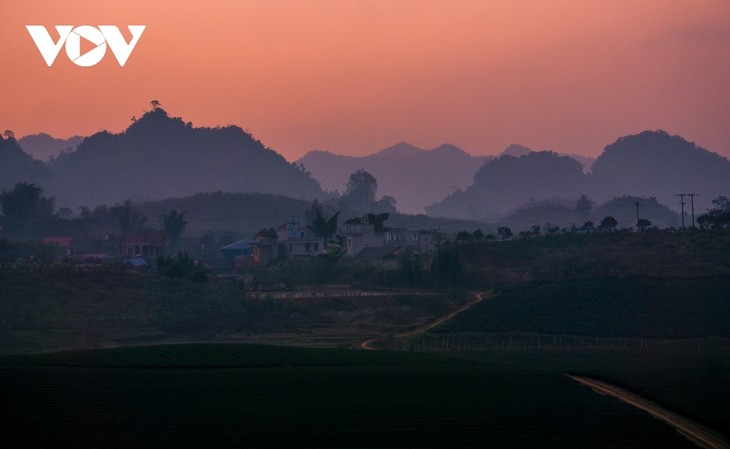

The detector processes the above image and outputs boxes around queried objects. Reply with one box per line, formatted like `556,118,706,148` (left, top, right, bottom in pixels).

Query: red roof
42,237,72,247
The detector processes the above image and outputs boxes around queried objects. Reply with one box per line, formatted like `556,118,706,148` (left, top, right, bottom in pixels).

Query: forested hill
427,151,588,220
590,130,730,211
45,108,326,208
298,143,489,214
426,131,730,220
0,135,49,192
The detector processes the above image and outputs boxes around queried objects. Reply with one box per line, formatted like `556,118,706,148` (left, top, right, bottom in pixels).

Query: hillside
500,144,595,172
136,191,490,239
496,195,680,232
137,191,315,237
298,143,489,214
434,278,730,339
0,343,699,448
17,133,83,161
0,135,50,191
427,131,728,221
426,151,588,220
590,130,730,211
46,108,326,208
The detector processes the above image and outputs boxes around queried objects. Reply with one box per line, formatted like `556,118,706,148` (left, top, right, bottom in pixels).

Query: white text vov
26,25,146,67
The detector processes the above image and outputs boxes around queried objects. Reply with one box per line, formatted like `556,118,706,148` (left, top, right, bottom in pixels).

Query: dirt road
569,375,730,449
361,291,491,350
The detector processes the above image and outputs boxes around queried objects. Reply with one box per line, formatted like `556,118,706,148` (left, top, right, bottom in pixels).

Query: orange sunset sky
1,0,729,161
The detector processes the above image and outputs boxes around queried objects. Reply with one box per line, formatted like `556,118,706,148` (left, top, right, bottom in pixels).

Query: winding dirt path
360,291,491,350
569,375,730,449
358,291,728,448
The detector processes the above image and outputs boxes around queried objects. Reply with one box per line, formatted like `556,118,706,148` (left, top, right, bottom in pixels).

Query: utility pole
688,193,698,229
675,193,698,229
634,201,640,223
675,194,687,229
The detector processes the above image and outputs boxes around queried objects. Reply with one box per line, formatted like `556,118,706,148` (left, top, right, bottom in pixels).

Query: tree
531,225,541,236
599,216,618,232
580,221,595,233
472,229,484,241
376,195,397,214
310,208,340,245
455,231,471,243
340,169,377,211
430,248,464,285
497,226,513,240
636,218,652,232
150,99,161,110
162,210,188,250
397,249,423,285
575,194,594,217
110,200,147,235
366,212,390,233
0,182,55,232
305,200,323,228
156,251,207,282
697,213,713,230
3,130,15,140
57,207,73,219
697,196,730,229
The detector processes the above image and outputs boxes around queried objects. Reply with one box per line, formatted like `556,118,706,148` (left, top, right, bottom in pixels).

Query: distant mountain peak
500,144,533,157
431,143,468,155
376,142,424,157
42,107,326,207
18,133,84,161
297,141,487,214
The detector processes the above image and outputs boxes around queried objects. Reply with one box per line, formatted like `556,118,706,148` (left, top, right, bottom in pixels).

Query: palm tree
311,209,340,246
162,210,188,251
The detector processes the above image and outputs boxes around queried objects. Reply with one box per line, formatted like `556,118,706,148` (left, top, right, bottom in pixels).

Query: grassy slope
457,349,730,441
456,230,730,285
0,344,695,449
433,277,730,338
0,265,458,354
420,277,730,439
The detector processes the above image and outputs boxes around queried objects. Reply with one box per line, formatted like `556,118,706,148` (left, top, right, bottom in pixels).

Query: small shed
221,240,256,260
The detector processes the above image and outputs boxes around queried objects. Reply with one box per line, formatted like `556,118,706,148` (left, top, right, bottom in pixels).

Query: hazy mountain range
496,195,681,232
18,133,84,161
298,143,489,214
2,108,327,208
298,143,595,214
0,135,50,191
499,143,595,172
2,108,727,226
428,130,730,220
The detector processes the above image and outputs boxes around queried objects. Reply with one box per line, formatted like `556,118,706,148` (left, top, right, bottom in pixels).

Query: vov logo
26,25,146,67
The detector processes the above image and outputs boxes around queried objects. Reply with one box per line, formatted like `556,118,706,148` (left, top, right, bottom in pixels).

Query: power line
688,193,698,229
675,193,698,229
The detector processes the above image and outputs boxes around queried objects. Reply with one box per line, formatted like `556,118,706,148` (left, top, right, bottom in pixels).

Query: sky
1,0,729,161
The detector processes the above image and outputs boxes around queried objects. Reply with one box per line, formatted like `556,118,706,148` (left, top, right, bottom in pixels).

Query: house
221,239,256,260
252,228,279,265
276,217,327,259
353,245,405,267
415,229,445,254
384,228,420,249
120,231,166,258
341,215,385,257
